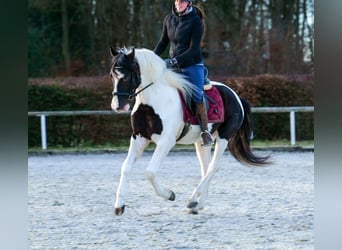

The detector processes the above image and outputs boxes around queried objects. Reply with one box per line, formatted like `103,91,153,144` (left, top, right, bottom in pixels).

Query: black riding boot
195,101,214,147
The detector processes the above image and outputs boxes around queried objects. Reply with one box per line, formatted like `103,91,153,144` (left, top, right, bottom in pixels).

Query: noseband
112,59,153,100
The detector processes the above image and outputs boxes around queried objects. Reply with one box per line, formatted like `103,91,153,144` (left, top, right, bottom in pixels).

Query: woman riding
153,0,214,147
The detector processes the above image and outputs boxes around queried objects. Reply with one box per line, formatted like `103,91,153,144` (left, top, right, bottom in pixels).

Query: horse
109,47,270,216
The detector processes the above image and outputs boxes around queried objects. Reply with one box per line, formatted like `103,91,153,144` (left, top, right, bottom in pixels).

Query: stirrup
200,131,214,147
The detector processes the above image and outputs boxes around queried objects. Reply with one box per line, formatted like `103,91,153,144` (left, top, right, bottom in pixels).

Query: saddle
179,82,224,125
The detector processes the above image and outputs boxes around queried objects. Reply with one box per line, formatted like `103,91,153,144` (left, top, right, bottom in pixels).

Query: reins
113,82,154,100
129,82,154,99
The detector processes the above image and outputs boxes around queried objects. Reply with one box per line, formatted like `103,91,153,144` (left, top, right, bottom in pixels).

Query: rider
153,0,214,146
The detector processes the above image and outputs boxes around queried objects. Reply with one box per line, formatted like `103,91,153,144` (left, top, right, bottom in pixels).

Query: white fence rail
28,106,314,150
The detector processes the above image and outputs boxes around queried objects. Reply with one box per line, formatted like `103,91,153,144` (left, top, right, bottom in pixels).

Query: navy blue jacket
154,6,203,68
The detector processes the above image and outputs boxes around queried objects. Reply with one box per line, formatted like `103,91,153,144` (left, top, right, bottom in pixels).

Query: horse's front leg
114,136,149,216
145,138,176,201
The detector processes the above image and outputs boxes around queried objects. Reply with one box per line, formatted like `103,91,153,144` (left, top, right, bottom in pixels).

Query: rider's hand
165,58,178,68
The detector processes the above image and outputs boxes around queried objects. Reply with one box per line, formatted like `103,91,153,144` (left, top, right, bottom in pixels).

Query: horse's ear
110,47,118,57
127,47,135,61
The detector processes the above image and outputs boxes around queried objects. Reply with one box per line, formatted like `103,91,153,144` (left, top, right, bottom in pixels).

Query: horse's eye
119,68,129,75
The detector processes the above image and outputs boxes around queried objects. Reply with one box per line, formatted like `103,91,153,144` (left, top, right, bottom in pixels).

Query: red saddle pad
180,85,224,125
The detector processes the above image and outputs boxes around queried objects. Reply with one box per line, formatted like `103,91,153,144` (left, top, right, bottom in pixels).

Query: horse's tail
228,98,270,166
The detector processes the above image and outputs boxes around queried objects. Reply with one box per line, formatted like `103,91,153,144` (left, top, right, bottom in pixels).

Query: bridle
112,58,153,101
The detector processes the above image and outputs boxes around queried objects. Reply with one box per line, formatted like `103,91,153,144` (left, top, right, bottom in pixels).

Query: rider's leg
181,64,214,147
195,99,214,146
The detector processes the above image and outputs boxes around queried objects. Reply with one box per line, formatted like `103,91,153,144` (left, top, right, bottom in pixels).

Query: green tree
28,0,314,77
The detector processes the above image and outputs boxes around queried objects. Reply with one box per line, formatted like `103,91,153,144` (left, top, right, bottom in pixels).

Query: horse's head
109,47,141,112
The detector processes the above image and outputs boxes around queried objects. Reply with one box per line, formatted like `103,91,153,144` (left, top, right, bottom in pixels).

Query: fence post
290,111,296,145
40,115,47,150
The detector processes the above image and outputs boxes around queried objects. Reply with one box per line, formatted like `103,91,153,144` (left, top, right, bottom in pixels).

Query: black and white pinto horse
109,47,269,216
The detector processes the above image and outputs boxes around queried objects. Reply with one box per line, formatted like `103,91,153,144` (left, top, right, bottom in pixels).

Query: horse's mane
134,48,197,98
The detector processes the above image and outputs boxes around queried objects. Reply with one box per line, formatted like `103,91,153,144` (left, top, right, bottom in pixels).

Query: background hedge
28,74,313,147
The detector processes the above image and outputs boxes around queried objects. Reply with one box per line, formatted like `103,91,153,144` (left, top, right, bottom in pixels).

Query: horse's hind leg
187,138,228,214
194,141,212,177
114,136,149,216
191,141,212,210
145,139,176,201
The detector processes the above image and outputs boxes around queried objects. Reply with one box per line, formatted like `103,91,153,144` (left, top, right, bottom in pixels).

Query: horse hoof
114,205,125,216
189,209,198,215
169,191,176,201
187,201,198,209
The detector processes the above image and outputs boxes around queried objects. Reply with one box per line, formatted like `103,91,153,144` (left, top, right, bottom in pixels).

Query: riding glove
165,58,178,68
